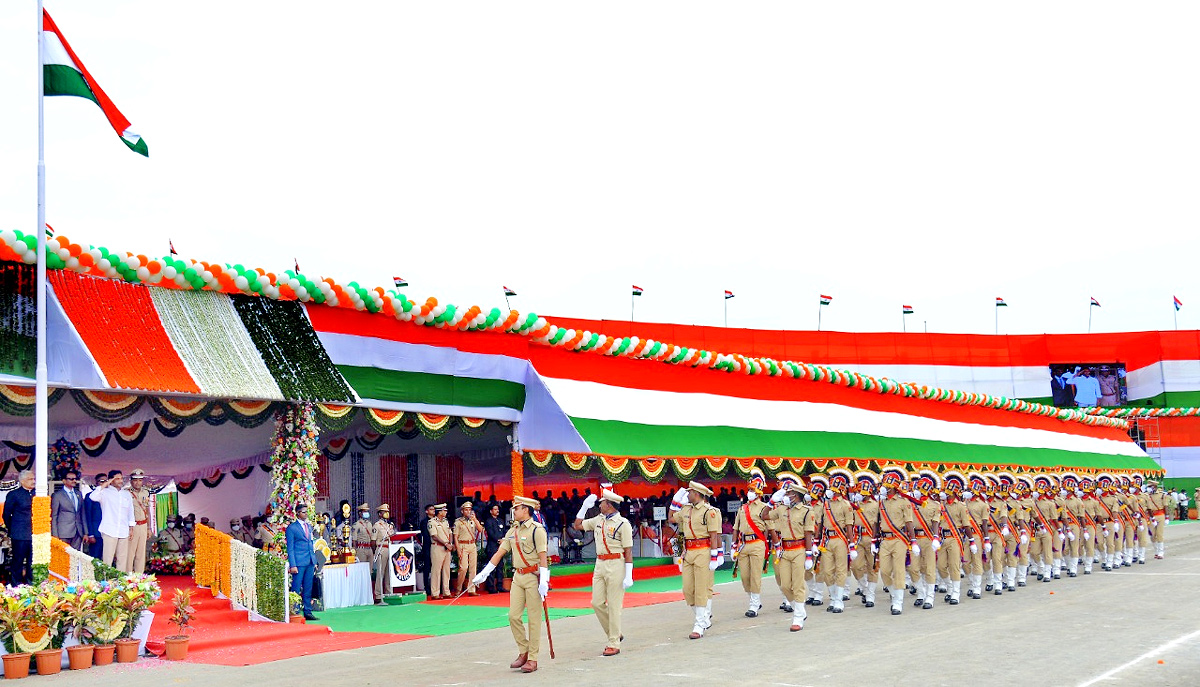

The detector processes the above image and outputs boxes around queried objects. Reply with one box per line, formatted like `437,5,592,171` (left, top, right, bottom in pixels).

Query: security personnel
770,472,803,613
805,474,829,607
351,503,375,569
1145,480,1172,559
372,504,396,604
454,502,484,596
962,474,990,598
1078,478,1101,574
998,475,1022,591
573,488,634,656
877,468,915,616
1132,479,1152,564
1014,477,1037,585
938,473,970,605
669,481,722,639
473,495,548,674
1032,475,1063,581
776,481,815,631
125,469,152,574
1061,475,1085,577
849,471,881,608
1098,476,1126,570
905,472,942,610
983,475,1009,595
426,504,454,599
230,517,256,546
817,469,855,614
732,470,774,617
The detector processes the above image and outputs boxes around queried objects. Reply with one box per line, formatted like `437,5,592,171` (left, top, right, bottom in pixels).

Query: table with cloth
321,562,373,609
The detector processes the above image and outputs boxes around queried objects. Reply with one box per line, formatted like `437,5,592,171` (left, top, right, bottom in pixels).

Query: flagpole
995,305,998,335
504,294,511,312
630,292,634,324
724,296,727,328
35,0,49,497
817,303,822,332
1088,305,1092,334
902,312,906,333
1174,304,1177,331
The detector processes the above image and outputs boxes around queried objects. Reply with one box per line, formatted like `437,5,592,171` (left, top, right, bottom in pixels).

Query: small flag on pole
819,294,832,305
724,290,735,300
902,305,914,314
42,11,148,156
632,285,644,296
1090,297,1101,308
44,224,54,238
169,240,178,256
503,286,517,297
393,277,408,288
294,258,301,273
1174,296,1183,312
995,297,1007,307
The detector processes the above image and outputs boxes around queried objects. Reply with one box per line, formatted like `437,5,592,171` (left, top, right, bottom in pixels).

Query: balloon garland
2,230,1129,431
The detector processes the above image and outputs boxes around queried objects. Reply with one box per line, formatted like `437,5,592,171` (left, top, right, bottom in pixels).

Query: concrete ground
47,523,1200,687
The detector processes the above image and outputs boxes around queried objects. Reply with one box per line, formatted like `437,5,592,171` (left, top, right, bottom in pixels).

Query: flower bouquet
0,587,36,654
26,583,69,675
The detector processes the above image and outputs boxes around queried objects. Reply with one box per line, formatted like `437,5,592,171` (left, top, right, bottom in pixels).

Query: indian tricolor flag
504,286,517,297
1174,296,1182,312
393,277,408,288
996,297,1007,307
632,285,644,296
819,295,832,305
1091,297,1101,308
724,290,735,300
902,305,914,314
41,11,148,156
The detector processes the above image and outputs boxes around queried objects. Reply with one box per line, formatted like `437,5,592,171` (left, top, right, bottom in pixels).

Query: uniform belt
135,519,148,525
941,530,955,537
913,528,926,535
880,532,899,538
824,530,842,537
781,540,806,550
457,539,476,543
597,553,623,560
1152,509,1165,516
741,534,759,542
514,565,538,575
685,539,711,550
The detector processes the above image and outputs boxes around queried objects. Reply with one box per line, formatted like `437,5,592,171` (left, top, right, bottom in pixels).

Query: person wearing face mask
426,504,454,599
230,517,256,546
257,505,281,554
669,481,722,640
849,472,881,608
1031,475,1063,581
903,472,943,610
816,469,856,614
181,514,197,554
768,473,802,613
937,473,970,605
1014,478,1037,585
351,503,375,570
962,474,991,598
155,516,187,553
775,481,815,631
804,475,829,607
876,468,916,616
732,469,775,618
1060,475,1086,577
1143,480,1171,559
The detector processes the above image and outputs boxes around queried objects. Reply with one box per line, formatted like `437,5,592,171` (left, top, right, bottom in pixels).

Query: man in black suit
82,473,107,558
1050,367,1074,406
3,470,35,585
483,503,507,593
417,504,434,594
51,469,89,550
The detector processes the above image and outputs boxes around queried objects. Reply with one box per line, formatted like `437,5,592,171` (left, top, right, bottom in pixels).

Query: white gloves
849,548,858,561
770,489,786,504
669,488,688,511
931,538,942,552
1067,530,1076,541
1111,522,1121,535
804,554,814,570
746,491,758,502
577,494,598,519
969,543,979,555
538,567,550,600
1083,530,1091,541
983,542,992,554
810,545,820,557
708,550,723,571
871,543,879,554
472,562,495,587
1058,532,1066,542
1020,533,1029,545
623,563,634,589
911,543,920,556
1001,525,1010,537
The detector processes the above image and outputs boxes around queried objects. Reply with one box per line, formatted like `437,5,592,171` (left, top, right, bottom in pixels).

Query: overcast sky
2,2,1198,336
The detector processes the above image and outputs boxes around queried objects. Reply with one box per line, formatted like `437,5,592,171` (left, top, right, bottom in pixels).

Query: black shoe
922,602,933,610
883,586,890,593
1083,570,1091,575
1139,560,1146,565
745,609,758,618
825,606,834,613
913,598,923,607
891,608,901,615
811,599,823,607
943,594,951,602
1036,574,1044,580
1007,586,1016,592
842,595,849,601
1018,582,1027,587
985,584,994,592
908,586,917,596
855,589,864,597
831,607,843,614
994,589,1002,596
1068,572,1077,578
779,602,790,611
1042,577,1051,583
864,601,874,608
949,598,959,605
304,613,319,621
937,586,947,593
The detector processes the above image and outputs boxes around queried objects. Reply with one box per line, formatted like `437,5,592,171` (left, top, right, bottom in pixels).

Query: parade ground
35,522,1200,687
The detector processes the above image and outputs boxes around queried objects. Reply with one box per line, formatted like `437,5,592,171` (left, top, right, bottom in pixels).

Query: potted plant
0,588,34,679
62,584,100,670
88,582,122,665
288,592,305,624
112,574,162,664
162,589,194,661
27,584,68,676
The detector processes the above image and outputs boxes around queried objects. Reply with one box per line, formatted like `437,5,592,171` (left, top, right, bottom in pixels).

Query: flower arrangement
146,552,195,576
0,587,37,654
49,438,81,480
254,550,286,622
287,591,302,616
268,403,320,541
166,589,194,640
61,582,101,644
230,541,257,611
27,584,69,649
112,573,161,640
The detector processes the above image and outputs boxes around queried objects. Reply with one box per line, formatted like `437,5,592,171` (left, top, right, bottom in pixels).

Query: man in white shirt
95,469,135,573
1063,367,1102,407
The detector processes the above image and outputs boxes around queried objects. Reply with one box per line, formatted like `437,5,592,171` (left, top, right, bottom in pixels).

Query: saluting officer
573,488,634,656
473,495,549,673
669,481,722,639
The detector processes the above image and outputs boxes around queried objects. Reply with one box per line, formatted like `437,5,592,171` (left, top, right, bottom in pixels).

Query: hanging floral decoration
0,385,65,417
48,438,81,480
229,541,257,611
510,450,523,498
268,403,320,537
32,496,50,568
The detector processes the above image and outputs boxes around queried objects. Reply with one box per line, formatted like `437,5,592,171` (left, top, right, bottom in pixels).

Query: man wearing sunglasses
51,470,89,550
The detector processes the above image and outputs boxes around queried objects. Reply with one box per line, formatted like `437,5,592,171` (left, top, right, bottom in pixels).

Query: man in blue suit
286,502,318,621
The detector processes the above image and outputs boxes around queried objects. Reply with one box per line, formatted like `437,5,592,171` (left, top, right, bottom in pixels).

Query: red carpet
551,564,680,590
422,590,683,609
144,576,424,666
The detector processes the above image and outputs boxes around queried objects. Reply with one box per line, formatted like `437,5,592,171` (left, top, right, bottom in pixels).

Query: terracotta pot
66,645,93,670
32,650,62,676
91,645,115,666
2,652,31,679
114,639,140,664
163,637,189,661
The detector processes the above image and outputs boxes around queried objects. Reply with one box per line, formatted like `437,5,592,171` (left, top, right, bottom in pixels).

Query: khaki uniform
495,519,548,660
938,499,970,602
984,499,1008,587
963,498,989,596
1033,496,1062,578
126,487,151,574
732,500,772,594
1063,495,1085,575
257,522,281,555
454,515,481,593
775,501,815,618
372,519,396,600
1147,491,1171,557
426,517,453,597
905,498,941,603
580,513,633,649
231,525,256,547
877,496,914,593
671,500,721,607
816,496,855,610
849,499,880,601
351,518,374,566
1099,492,1126,567
1080,496,1101,572
155,526,186,554
1002,497,1024,586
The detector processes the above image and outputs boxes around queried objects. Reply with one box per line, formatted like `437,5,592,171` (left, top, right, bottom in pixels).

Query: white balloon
136,267,150,281
234,275,250,291
163,266,177,280
65,256,79,270
202,270,214,282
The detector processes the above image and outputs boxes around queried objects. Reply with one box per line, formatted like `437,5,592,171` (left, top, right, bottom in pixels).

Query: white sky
1,1,1198,336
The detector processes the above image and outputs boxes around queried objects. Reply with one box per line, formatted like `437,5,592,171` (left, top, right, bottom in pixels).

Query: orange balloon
77,252,94,267
147,260,162,275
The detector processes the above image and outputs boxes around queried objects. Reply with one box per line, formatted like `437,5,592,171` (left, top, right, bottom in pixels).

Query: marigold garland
32,496,50,535
49,537,69,580
511,451,523,498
